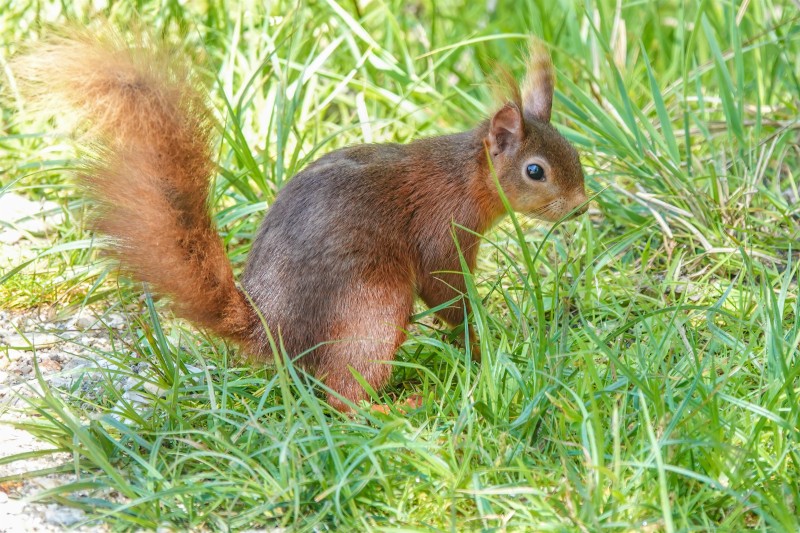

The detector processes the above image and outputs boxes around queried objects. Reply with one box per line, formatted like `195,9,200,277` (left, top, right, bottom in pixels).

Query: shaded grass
1,0,798,530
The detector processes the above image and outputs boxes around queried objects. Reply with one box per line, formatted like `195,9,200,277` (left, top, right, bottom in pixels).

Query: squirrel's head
484,42,588,222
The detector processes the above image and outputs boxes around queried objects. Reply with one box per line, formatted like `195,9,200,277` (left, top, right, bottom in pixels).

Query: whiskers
528,199,563,221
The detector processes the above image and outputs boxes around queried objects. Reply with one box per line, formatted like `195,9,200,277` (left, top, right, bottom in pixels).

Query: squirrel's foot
445,323,481,363
371,393,423,415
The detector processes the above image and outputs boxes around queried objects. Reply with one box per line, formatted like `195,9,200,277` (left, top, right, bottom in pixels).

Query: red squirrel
15,31,587,411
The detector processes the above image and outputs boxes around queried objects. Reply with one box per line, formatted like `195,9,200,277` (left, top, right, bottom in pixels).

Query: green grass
1,0,799,530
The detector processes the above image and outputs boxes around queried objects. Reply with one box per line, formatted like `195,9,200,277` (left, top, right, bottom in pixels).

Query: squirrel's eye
526,163,546,181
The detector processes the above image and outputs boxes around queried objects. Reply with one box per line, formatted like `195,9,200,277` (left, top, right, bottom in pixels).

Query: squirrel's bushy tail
15,30,258,344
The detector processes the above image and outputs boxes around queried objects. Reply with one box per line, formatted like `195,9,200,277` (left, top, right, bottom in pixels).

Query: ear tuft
521,40,554,123
488,103,523,157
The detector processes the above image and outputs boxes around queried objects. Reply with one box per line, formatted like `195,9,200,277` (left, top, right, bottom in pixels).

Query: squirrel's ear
488,103,523,157
521,40,554,123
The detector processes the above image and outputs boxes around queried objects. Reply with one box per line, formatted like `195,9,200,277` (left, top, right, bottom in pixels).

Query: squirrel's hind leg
318,279,413,412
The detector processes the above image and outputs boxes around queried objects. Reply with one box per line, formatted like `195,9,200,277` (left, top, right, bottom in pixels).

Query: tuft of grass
1,0,798,530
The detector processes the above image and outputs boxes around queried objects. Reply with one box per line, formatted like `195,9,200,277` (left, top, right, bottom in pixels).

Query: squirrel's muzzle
565,192,590,220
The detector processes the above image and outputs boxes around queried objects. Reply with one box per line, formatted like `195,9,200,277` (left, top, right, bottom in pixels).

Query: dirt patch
0,308,121,532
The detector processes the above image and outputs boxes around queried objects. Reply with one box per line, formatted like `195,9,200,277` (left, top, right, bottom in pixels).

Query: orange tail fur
15,30,258,344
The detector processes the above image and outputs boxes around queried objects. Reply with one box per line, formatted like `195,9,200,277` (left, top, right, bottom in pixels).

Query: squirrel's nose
566,197,589,219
